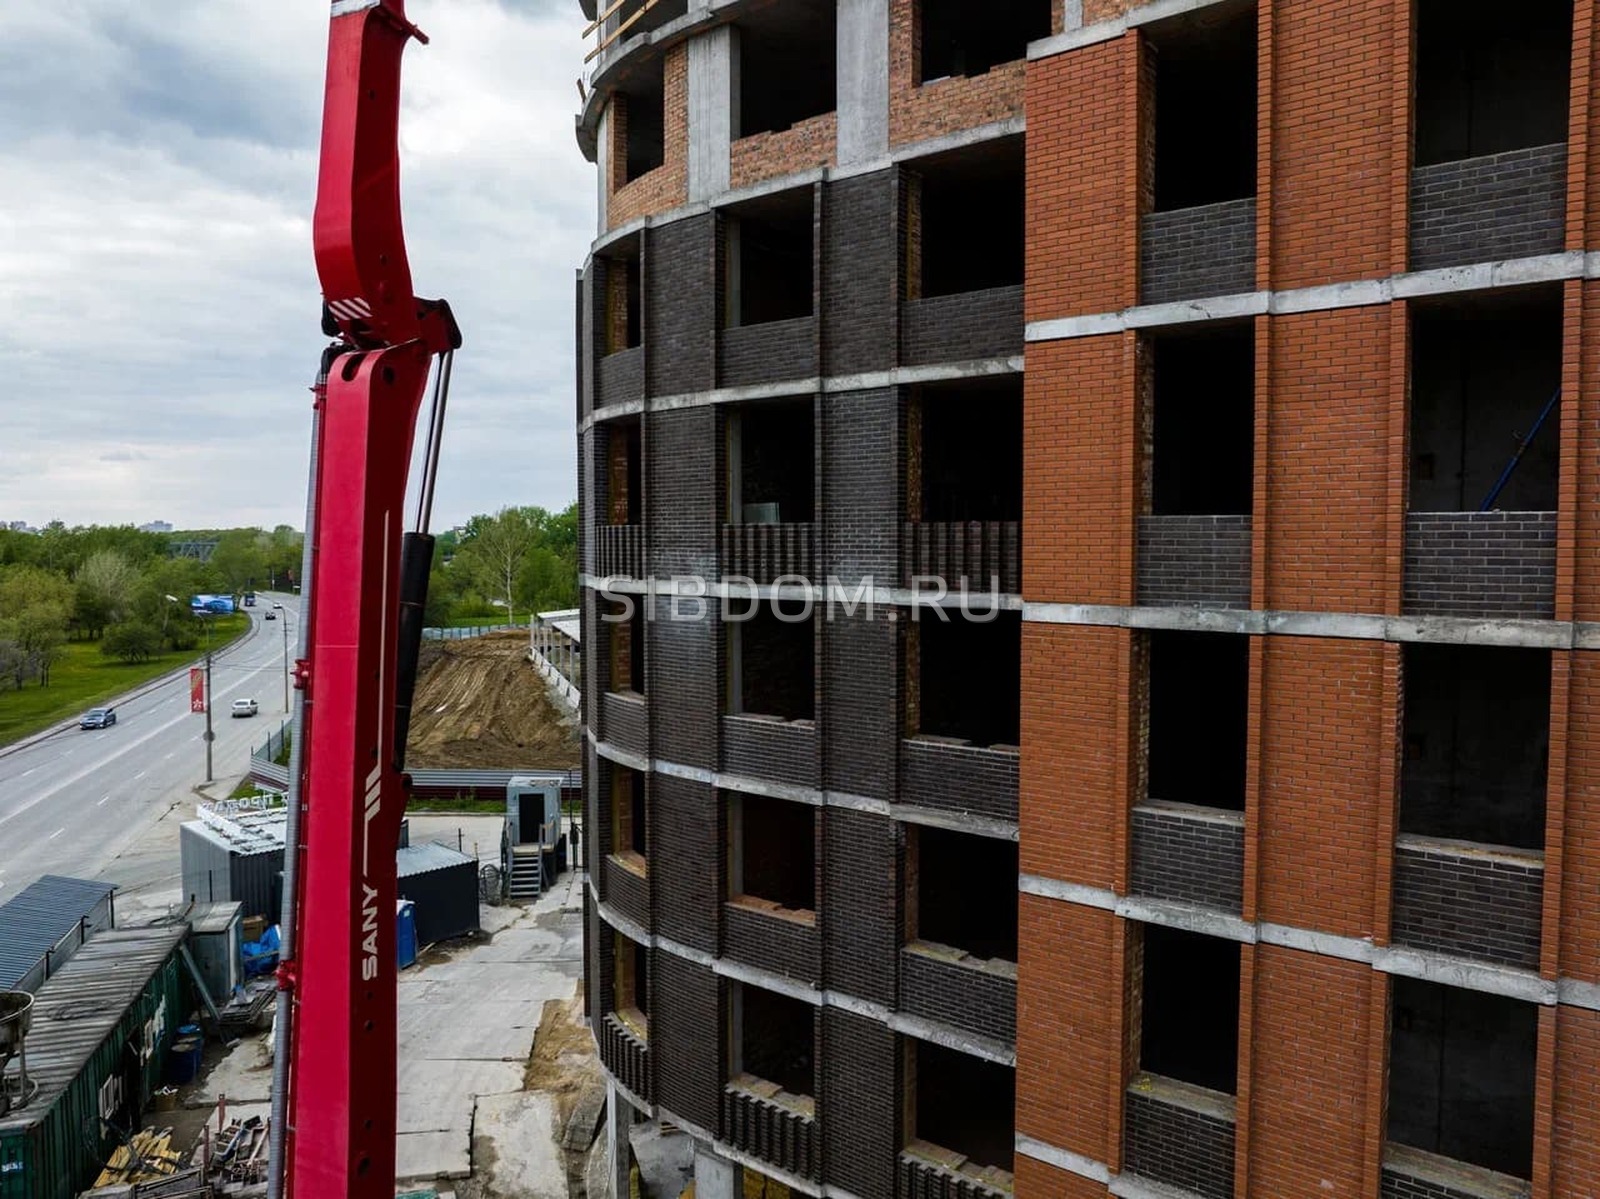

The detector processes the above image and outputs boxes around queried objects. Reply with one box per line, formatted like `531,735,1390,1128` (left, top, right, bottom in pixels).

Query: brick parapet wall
899,737,1019,823
903,520,1022,595
605,855,652,931
1136,515,1253,609
596,524,645,579
1391,838,1544,971
718,315,818,388
724,901,821,986
1139,198,1257,305
602,690,649,758
1402,512,1557,620
1123,1080,1238,1199
599,1012,652,1104
729,113,838,191
721,522,816,585
1129,803,1245,914
897,1152,1012,1199
597,345,644,409
1409,143,1567,272
722,715,819,790
899,946,1016,1046
899,285,1023,366
723,1085,821,1180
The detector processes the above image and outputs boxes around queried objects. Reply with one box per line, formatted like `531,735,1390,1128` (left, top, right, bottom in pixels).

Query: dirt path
406,630,579,770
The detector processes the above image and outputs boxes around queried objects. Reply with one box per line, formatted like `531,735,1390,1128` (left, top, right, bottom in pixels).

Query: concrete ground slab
397,1130,472,1182
190,1036,274,1105
395,1058,524,1134
470,1090,565,1199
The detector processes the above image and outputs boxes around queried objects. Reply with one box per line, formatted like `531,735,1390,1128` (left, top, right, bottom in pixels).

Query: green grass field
0,613,250,746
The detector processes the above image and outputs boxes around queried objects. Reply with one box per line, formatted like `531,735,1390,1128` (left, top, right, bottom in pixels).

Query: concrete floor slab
397,1129,472,1182
470,1090,566,1199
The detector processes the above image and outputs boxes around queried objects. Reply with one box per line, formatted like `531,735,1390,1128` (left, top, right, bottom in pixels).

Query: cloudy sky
0,0,593,532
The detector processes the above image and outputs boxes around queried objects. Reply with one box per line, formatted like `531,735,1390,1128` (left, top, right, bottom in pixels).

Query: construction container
0,877,115,994
179,810,286,920
396,843,479,947
186,902,243,1010
0,926,189,1199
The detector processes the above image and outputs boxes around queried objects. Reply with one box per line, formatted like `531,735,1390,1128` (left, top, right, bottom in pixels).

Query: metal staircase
508,845,545,901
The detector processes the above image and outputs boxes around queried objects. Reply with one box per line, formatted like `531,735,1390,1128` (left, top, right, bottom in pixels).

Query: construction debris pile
80,1108,270,1198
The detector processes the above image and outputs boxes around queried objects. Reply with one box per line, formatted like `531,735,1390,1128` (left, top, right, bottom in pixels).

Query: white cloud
0,0,592,531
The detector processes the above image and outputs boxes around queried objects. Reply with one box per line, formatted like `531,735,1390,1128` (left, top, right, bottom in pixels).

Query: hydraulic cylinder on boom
267,3,460,1196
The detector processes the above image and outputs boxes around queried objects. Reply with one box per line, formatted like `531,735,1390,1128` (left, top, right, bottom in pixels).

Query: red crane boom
267,3,459,1195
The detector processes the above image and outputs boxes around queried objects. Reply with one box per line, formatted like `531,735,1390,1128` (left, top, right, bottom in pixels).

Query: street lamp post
282,613,290,711
204,651,215,783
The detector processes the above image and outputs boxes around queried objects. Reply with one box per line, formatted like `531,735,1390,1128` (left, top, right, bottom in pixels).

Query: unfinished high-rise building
572,0,1600,1197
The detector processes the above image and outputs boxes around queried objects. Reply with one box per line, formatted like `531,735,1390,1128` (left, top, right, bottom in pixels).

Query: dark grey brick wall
899,739,1019,823
1410,143,1567,271
651,773,721,953
1130,805,1245,914
580,265,595,421
1391,841,1544,970
602,691,649,758
597,346,644,409
605,856,651,932
646,215,716,396
1124,1087,1237,1199
1140,198,1257,305
600,1012,652,1102
899,285,1023,366
822,1009,898,1199
1137,515,1253,609
653,953,724,1131
585,881,599,1021
822,171,898,377
822,808,900,1006
1403,512,1556,620
725,903,821,985
723,1087,819,1180
720,522,816,585
719,316,818,388
898,1156,1009,1199
722,715,819,789
821,611,901,801
899,949,1015,1046
903,521,1021,595
649,594,719,770
582,589,601,723
647,407,718,579
822,388,902,583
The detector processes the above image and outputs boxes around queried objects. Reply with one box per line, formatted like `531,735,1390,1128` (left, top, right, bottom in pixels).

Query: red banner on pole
190,667,205,713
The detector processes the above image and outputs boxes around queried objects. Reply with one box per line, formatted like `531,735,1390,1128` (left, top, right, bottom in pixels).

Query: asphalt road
0,593,302,905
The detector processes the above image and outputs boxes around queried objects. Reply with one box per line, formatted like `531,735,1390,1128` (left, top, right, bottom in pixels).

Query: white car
231,698,259,718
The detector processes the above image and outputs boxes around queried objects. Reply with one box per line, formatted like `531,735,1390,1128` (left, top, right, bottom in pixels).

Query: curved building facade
574,0,1600,1197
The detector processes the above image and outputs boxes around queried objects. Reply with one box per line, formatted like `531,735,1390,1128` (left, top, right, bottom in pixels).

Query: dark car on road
80,708,117,730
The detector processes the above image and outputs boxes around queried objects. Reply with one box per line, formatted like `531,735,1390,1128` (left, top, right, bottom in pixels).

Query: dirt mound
404,630,579,770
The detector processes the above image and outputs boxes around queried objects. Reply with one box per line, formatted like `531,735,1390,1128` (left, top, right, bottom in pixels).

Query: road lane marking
48,828,63,840
133,771,146,780
98,796,110,806
20,768,35,777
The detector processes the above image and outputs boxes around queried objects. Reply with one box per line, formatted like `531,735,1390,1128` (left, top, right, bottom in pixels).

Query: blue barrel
396,900,418,969
166,1035,203,1084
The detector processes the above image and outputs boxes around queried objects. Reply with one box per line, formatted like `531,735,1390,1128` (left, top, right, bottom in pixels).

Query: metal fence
421,623,527,641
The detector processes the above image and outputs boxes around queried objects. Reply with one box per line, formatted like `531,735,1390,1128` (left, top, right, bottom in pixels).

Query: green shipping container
0,926,190,1199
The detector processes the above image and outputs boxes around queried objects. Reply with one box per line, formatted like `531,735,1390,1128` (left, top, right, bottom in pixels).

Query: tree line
0,503,578,690
0,524,304,685
426,504,578,627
